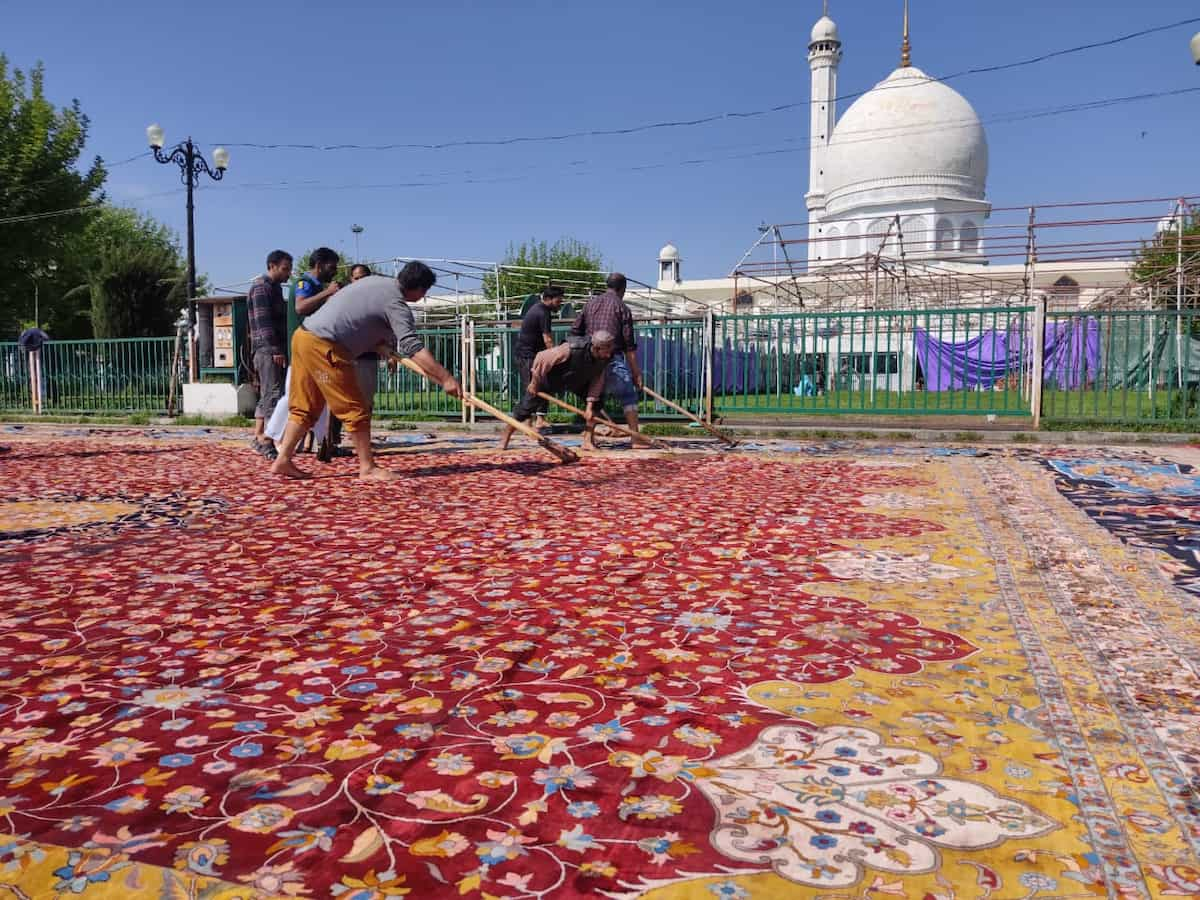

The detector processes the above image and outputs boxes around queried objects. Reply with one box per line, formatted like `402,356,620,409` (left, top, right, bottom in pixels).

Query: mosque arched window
901,216,927,254
935,218,954,252
1049,276,1080,307
960,221,980,254
868,219,891,257
843,222,860,260
826,226,842,262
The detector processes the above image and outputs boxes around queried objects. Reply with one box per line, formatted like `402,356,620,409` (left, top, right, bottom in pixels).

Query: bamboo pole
641,383,738,446
386,352,579,464
535,392,672,450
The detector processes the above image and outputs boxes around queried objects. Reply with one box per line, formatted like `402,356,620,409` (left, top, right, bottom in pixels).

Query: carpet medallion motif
0,437,1197,898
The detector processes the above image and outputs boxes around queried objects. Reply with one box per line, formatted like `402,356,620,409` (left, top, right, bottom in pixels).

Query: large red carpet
1,433,1198,898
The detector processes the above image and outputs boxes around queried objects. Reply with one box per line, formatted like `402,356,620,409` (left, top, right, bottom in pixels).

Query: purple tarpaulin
1042,319,1101,390
913,320,1101,391
912,328,1016,391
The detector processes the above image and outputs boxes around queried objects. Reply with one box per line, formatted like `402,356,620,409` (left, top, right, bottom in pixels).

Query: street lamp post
351,224,364,261
145,124,229,378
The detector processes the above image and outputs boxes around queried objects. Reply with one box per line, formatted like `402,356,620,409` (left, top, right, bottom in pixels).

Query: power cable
213,17,1200,155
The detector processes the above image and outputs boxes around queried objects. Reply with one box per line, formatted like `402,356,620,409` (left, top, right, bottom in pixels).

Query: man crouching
500,331,614,452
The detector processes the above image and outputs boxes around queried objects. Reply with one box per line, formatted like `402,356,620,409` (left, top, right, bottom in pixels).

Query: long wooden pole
641,383,738,446
535,391,672,451
386,352,579,464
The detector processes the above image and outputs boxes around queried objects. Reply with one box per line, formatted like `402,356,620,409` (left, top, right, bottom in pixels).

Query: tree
0,55,106,337
482,238,606,314
1132,209,1200,312
62,207,187,338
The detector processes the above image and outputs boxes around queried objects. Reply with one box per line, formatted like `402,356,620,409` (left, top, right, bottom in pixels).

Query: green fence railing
711,307,1034,417
1041,309,1200,425
372,327,465,419
0,343,32,411
0,337,186,415
2,309,1196,426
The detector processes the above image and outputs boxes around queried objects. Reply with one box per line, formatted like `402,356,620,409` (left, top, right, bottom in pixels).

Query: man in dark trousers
247,250,294,459
500,331,614,451
514,285,564,431
569,272,650,448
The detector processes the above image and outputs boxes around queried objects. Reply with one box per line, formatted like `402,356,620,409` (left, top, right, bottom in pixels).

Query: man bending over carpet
271,261,461,481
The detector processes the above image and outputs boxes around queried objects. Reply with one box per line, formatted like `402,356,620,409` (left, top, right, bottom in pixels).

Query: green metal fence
1041,309,1200,425
0,343,32,410
712,307,1034,417
372,327,465,418
0,337,186,414
2,310,1196,426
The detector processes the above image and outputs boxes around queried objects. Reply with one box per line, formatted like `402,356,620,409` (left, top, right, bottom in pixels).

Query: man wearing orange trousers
270,261,461,481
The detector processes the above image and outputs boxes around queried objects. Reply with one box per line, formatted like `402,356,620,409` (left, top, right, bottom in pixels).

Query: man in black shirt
514,285,564,431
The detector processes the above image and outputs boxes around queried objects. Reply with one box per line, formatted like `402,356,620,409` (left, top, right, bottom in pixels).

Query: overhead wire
213,16,1200,155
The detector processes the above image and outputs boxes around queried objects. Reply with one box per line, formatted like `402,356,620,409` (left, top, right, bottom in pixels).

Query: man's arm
384,302,460,396
569,305,586,337
295,282,339,316
410,348,461,397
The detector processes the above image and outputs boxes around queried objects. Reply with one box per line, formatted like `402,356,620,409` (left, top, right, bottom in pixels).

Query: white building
654,3,1139,315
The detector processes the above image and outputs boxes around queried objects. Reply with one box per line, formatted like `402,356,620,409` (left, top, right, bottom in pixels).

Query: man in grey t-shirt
270,261,462,481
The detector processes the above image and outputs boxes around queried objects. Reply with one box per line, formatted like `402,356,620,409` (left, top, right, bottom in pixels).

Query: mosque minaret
804,0,992,266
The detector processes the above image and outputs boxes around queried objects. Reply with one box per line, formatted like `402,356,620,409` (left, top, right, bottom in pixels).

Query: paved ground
1,426,1198,899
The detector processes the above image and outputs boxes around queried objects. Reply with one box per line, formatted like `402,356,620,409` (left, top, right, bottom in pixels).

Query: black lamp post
145,124,229,340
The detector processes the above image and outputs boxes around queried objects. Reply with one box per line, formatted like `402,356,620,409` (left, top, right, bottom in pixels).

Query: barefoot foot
359,467,402,482
271,459,313,479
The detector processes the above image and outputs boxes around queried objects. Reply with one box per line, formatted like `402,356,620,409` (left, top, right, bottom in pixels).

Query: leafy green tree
482,238,606,312
1132,210,1200,312
62,207,187,338
0,55,106,337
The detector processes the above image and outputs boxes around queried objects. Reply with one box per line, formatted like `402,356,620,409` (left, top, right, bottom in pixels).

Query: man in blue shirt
267,249,339,455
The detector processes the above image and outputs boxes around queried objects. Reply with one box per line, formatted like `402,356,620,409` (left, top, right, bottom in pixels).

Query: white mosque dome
823,65,988,216
658,242,680,261
810,15,839,44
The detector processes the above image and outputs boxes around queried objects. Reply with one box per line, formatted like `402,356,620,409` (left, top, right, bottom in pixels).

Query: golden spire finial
901,0,912,67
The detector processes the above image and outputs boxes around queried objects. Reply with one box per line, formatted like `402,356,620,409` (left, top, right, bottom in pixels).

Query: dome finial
823,0,828,15
901,0,912,67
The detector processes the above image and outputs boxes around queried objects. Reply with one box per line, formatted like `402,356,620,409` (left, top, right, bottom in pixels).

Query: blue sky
5,0,1199,292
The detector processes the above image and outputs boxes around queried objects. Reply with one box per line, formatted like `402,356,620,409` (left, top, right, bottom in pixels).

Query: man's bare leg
271,420,313,479
533,415,549,432
623,407,652,448
581,424,597,451
499,424,515,450
354,427,400,481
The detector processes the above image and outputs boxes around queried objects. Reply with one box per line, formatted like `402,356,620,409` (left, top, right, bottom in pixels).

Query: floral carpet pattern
1035,455,1200,598
0,432,1198,899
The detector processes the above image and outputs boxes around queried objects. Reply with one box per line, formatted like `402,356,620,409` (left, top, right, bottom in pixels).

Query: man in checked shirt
569,272,651,448
246,249,294,459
